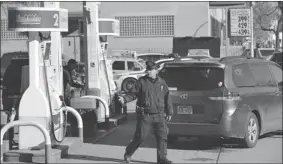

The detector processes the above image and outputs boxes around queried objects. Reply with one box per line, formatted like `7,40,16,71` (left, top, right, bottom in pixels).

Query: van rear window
159,67,224,91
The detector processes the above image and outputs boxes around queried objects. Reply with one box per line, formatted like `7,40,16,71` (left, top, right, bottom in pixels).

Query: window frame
249,63,277,87
232,63,256,88
112,60,125,71
268,63,282,86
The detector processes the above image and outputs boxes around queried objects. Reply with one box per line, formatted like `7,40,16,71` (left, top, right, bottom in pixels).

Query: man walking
118,61,173,164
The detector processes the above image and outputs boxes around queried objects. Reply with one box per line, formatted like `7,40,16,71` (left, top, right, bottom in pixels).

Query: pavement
56,101,283,163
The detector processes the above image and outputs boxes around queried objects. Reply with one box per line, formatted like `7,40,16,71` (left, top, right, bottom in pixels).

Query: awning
209,2,248,8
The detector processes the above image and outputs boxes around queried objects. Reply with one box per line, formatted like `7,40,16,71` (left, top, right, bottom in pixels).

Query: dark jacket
123,75,173,116
63,66,84,91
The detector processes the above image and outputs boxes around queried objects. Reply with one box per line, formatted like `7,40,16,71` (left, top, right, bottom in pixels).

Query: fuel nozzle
59,95,64,102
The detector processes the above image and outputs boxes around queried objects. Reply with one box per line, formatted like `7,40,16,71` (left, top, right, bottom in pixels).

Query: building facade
99,2,211,54
1,2,226,59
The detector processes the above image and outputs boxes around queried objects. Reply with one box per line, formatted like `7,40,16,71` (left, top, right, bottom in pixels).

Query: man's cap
145,61,159,70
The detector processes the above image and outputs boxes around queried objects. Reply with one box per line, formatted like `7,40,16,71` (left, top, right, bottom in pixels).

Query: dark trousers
125,112,168,162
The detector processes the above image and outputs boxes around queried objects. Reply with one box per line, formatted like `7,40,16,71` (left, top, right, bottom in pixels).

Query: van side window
112,61,125,70
232,63,256,87
127,61,142,71
269,64,282,85
250,63,275,86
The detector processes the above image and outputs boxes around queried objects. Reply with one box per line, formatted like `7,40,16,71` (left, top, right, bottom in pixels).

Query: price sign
8,7,68,31
229,9,251,37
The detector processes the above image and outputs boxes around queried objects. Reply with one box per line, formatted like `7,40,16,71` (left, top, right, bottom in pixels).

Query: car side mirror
278,81,282,86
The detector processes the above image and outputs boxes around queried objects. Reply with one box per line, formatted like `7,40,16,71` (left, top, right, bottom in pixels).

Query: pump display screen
44,42,51,60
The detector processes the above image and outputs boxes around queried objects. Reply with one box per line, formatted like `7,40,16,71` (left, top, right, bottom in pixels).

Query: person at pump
63,59,85,137
63,59,85,105
118,61,174,164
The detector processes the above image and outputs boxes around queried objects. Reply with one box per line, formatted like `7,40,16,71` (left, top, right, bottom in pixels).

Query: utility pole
225,8,230,57
83,2,101,96
250,2,254,58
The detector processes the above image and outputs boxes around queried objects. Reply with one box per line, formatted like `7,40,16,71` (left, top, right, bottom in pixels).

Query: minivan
159,56,282,148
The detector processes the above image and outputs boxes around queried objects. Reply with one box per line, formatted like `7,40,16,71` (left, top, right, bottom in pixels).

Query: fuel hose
41,51,68,143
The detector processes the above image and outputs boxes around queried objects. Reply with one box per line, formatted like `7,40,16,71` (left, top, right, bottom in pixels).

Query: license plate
177,106,193,114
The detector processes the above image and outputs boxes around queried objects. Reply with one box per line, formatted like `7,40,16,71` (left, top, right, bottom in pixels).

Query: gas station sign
229,8,251,37
8,7,68,31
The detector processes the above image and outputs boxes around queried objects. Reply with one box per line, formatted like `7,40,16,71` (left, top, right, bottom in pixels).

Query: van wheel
242,113,259,148
122,78,137,92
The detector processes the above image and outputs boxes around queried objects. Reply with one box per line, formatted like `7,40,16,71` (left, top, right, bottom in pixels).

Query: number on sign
238,16,248,22
238,22,248,28
238,29,250,35
53,13,59,27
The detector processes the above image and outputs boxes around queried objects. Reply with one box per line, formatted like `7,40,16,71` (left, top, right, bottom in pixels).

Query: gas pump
5,6,70,150
70,2,121,125
18,39,65,149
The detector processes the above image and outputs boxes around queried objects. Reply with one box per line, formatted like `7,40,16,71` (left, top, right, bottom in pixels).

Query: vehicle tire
122,78,137,92
242,112,259,148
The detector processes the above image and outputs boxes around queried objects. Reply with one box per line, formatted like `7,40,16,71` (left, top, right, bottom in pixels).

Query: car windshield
159,66,224,91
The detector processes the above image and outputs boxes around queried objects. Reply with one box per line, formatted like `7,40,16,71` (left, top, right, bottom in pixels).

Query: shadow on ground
98,113,282,152
259,130,282,139
65,154,154,163
97,113,235,152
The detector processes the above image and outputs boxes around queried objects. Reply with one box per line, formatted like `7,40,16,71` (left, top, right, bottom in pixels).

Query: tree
253,2,283,50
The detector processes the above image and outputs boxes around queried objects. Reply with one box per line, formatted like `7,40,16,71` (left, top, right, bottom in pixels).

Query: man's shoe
158,159,173,164
124,154,131,163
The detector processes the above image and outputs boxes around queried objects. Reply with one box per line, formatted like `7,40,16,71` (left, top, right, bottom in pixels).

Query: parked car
242,48,275,59
1,52,28,77
136,53,170,63
155,55,212,69
159,56,282,148
109,57,146,92
266,51,282,67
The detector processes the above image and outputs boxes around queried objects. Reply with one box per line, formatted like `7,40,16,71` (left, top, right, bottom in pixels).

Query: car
136,53,170,63
109,57,146,92
159,56,282,148
266,51,282,67
155,55,212,69
1,52,28,77
242,48,275,59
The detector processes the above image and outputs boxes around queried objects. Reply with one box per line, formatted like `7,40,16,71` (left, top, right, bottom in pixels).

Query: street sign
98,19,120,36
8,7,68,32
229,8,251,37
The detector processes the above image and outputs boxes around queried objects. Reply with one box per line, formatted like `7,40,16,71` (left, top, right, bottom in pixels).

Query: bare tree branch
256,12,276,33
276,14,283,31
260,26,276,33
263,6,279,17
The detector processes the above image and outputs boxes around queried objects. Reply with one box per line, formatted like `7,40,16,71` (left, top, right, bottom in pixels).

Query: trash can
82,110,97,144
